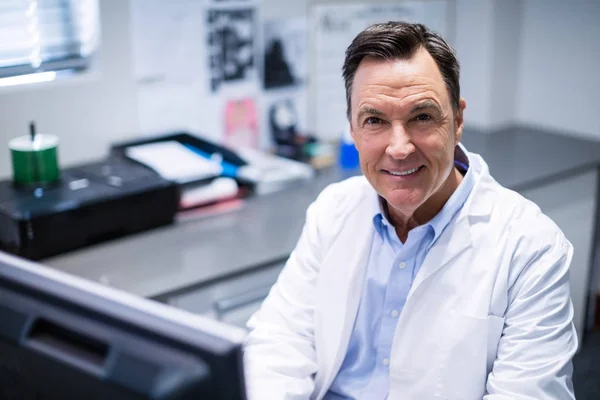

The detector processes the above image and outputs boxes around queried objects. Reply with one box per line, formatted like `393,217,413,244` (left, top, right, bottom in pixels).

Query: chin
382,188,426,213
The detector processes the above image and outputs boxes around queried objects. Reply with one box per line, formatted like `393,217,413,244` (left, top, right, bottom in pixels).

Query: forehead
351,47,448,108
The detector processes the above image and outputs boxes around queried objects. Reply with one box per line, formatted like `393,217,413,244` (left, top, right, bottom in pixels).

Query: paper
263,17,308,90
310,2,451,141
125,141,223,183
236,147,314,183
207,7,258,92
130,0,210,83
223,98,259,148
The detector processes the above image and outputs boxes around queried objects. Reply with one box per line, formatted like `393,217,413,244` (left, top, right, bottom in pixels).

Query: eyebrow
356,106,385,122
410,100,443,114
355,100,444,122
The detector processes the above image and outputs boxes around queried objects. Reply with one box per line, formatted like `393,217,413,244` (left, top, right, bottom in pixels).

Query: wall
453,0,495,129
0,0,138,179
515,0,600,139
0,0,598,179
489,0,522,129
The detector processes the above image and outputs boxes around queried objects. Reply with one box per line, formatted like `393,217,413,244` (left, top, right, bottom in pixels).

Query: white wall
0,0,138,179
489,0,522,129
516,0,600,139
455,0,599,138
453,0,495,129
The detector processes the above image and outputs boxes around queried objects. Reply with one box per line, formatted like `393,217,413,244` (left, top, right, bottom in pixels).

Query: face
350,47,466,221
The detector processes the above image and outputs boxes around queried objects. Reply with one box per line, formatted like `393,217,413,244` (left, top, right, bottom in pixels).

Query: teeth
389,167,420,176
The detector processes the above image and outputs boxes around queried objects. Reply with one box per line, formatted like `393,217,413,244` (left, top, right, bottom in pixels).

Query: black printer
0,156,179,260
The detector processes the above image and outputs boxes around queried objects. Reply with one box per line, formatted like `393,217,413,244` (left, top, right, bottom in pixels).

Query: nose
385,123,415,160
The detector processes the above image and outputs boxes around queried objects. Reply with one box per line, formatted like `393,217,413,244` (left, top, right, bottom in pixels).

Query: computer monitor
0,251,248,399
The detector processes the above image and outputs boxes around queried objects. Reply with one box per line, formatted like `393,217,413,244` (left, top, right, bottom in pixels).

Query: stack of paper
236,147,315,195
125,141,223,184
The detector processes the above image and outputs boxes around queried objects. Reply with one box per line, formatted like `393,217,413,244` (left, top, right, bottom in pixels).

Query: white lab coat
244,148,577,400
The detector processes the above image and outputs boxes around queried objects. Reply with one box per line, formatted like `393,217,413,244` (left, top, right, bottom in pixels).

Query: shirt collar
371,146,475,245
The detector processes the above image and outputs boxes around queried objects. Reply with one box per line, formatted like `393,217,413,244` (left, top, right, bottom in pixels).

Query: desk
45,126,600,341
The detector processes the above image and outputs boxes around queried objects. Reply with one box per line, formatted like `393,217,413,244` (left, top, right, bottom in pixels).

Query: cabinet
164,262,286,328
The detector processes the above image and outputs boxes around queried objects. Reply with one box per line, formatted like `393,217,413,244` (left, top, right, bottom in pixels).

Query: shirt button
383,358,390,366
398,261,407,269
391,310,399,318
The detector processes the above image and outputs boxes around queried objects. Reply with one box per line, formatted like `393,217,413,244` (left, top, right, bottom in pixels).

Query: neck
388,166,464,242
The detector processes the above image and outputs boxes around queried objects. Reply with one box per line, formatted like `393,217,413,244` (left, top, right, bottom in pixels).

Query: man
244,21,577,400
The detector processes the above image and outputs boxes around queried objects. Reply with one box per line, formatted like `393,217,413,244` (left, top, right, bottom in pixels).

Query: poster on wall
207,8,257,92
263,17,308,90
310,1,451,141
223,98,259,148
260,88,309,152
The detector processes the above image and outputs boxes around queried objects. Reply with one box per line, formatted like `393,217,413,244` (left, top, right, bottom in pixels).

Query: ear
348,118,357,145
454,97,467,145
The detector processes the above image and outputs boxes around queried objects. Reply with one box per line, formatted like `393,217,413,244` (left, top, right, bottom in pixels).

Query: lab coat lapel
316,190,375,398
409,215,472,299
408,173,496,300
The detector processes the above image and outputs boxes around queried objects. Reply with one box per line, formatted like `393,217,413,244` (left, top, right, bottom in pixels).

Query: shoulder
481,178,572,286
313,174,371,211
493,182,567,245
308,174,373,230
467,151,565,243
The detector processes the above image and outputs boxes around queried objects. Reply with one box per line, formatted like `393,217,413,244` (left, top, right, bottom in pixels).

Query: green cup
9,134,60,186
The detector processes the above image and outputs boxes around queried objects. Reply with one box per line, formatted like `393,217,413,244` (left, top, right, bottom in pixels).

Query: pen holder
9,134,60,186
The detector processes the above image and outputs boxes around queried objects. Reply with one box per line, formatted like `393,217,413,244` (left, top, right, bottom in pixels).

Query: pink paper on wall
223,98,258,148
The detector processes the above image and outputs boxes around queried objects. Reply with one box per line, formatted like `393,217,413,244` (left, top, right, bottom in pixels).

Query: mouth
382,165,424,177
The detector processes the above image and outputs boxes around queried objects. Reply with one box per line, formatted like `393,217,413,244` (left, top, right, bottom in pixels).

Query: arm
243,199,325,400
485,228,578,399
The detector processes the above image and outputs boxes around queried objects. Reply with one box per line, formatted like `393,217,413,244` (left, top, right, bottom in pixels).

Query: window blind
0,0,100,79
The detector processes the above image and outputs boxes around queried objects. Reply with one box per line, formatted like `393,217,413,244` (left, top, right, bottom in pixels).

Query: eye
414,113,433,122
364,116,383,125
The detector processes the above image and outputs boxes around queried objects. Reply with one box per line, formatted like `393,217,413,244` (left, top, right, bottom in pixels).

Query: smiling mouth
384,166,423,176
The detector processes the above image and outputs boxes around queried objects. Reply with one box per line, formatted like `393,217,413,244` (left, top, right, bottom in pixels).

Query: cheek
356,135,385,164
417,131,454,167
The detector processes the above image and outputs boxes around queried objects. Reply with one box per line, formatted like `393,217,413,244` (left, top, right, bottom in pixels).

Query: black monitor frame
0,251,247,399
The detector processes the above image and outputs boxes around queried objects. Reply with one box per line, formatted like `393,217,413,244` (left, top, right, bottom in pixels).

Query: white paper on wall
310,1,451,141
130,0,210,84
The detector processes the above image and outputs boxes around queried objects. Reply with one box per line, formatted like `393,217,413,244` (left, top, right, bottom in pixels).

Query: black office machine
0,156,179,260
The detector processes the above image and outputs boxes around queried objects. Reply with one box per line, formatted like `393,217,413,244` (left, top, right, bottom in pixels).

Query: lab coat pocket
435,313,505,400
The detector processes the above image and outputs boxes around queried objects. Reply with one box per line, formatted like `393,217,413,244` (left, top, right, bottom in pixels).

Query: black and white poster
263,18,308,90
207,8,257,92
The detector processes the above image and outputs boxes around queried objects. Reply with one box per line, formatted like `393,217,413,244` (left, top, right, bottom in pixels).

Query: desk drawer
165,262,285,328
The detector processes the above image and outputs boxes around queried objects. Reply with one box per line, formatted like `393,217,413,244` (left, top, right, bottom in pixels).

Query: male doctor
244,22,577,400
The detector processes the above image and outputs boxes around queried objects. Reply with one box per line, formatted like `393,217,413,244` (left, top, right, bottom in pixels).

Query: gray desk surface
45,126,600,299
